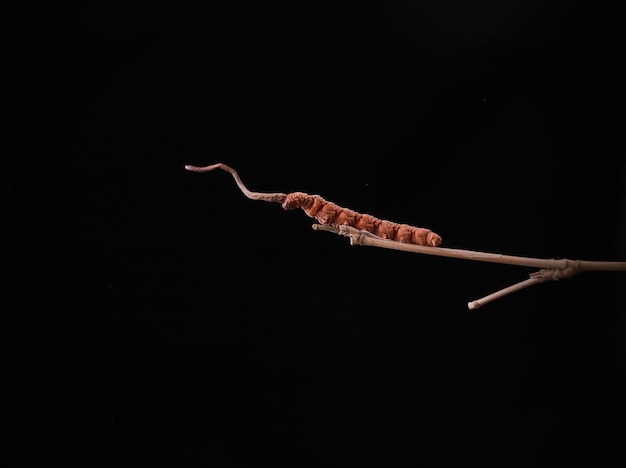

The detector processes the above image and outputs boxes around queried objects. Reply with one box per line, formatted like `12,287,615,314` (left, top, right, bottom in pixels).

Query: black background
5,2,626,466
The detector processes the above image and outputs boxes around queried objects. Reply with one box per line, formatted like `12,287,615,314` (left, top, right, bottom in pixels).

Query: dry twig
312,224,626,309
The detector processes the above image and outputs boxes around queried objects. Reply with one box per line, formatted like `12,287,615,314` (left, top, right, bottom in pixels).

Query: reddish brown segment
185,163,442,247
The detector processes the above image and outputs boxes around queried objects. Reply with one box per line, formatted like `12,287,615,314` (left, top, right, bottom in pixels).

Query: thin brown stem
185,163,287,203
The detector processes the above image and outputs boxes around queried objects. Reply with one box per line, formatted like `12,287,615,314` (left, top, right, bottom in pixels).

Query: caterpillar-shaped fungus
185,163,442,247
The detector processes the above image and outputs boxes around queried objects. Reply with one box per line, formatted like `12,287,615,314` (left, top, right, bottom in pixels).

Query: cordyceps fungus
185,163,442,247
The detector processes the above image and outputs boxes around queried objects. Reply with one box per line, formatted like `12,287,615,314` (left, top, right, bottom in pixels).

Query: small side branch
467,278,542,310
313,224,626,309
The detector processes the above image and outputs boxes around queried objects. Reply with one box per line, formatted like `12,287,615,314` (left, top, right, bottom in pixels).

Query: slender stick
312,224,617,270
313,224,626,308
468,278,542,310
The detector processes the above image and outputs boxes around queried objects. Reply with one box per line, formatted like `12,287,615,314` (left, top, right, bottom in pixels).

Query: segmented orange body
282,192,441,246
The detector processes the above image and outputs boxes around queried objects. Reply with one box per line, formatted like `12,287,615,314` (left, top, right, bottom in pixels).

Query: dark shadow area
5,2,625,466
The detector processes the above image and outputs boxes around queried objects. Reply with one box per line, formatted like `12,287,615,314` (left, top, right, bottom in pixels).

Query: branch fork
313,224,626,309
